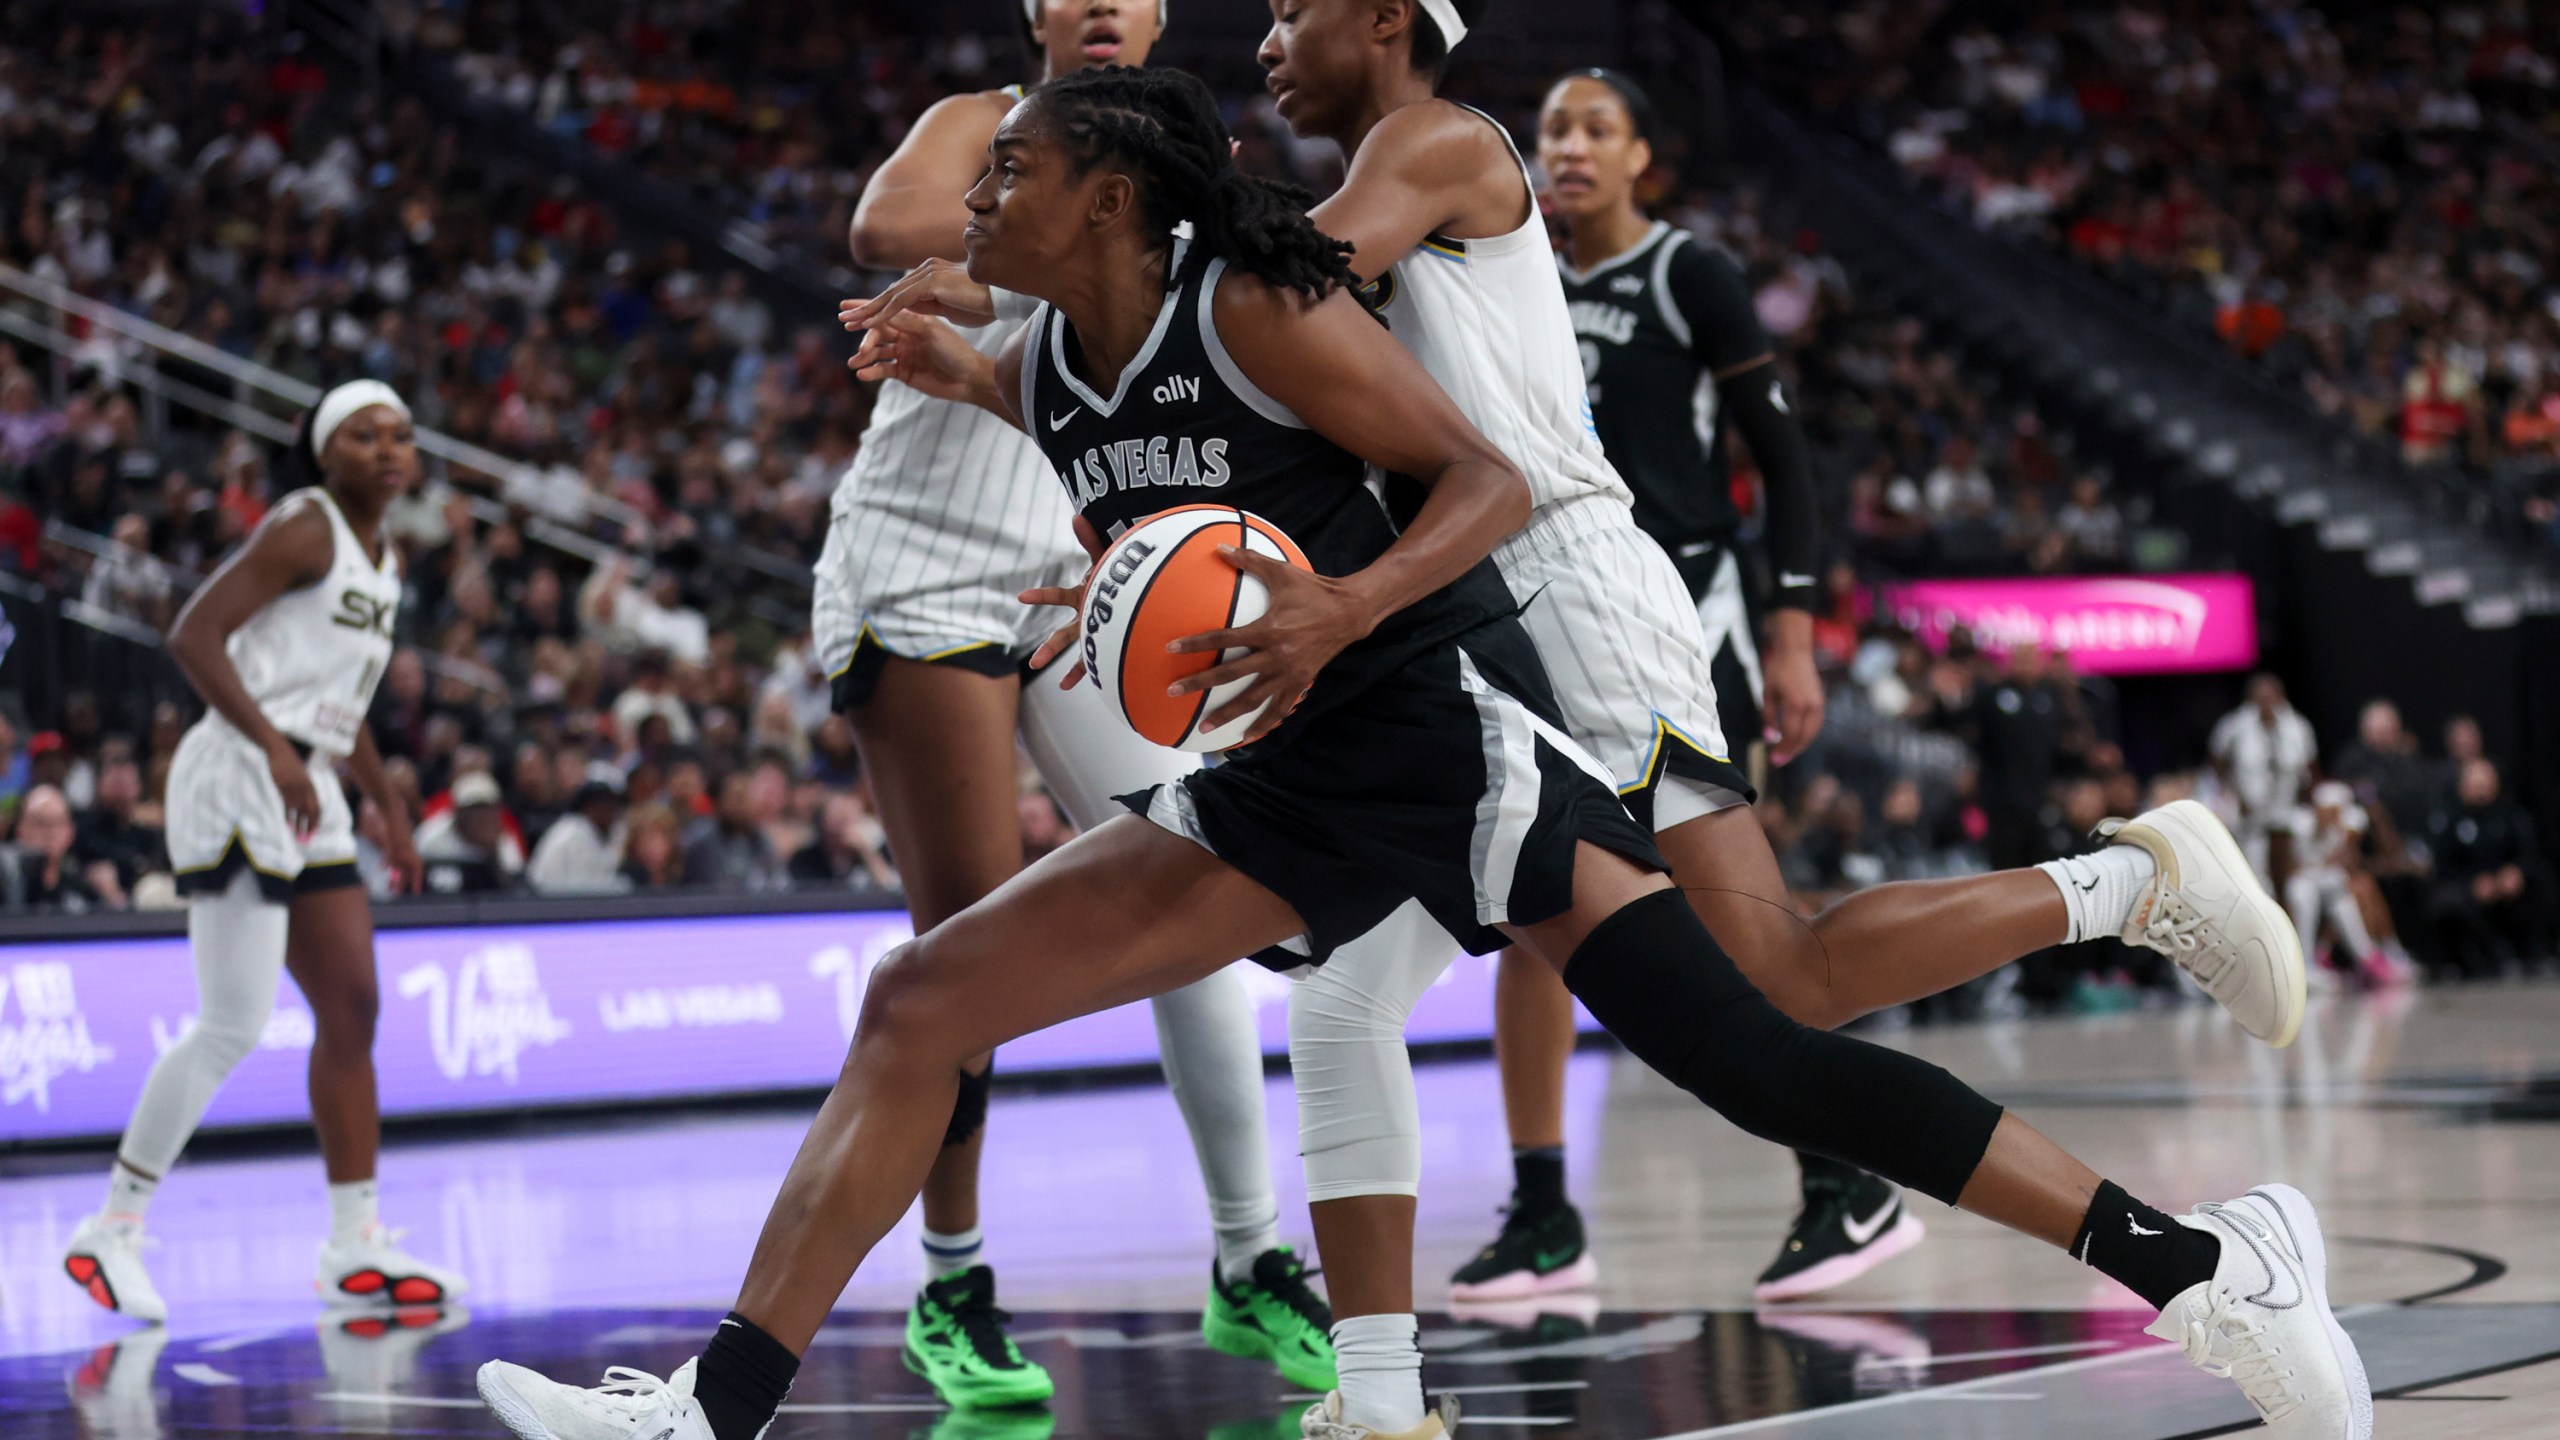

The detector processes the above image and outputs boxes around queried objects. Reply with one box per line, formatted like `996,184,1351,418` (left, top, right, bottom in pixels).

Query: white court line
1282,1382,1590,1402
198,1327,292,1354
173,1363,238,1386
1917,1392,2043,1401
318,1392,484,1408
1853,1339,2120,1369
1450,1418,1575,1428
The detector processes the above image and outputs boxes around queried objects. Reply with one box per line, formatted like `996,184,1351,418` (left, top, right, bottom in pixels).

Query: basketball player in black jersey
1489,66,1910,1303
476,65,2367,1440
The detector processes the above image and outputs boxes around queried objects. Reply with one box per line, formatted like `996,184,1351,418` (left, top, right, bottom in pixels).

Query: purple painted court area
0,910,1559,1145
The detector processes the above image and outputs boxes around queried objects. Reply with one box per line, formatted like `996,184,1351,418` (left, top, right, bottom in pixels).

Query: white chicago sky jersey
224,487,400,756
815,308,1081,666
1365,106,1632,515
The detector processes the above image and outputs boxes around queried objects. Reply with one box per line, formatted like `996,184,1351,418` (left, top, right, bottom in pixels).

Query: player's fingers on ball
1020,585,1082,609
1169,654,1263,697
1164,625,1248,655
1215,544,1295,581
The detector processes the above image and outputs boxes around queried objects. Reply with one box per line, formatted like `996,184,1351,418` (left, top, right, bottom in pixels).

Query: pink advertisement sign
1880,574,2258,676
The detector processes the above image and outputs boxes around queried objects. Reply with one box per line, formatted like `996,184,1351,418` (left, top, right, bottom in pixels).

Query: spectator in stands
1964,645,2073,870
0,370,66,470
2426,759,2555,976
416,771,523,894
682,770,783,892
2334,699,2433,838
0,713,27,814
2054,473,2123,569
81,514,177,629
74,752,164,895
2209,673,2319,884
610,651,696,747
6,785,110,912
580,559,709,664
788,792,899,896
613,801,683,891
527,779,628,895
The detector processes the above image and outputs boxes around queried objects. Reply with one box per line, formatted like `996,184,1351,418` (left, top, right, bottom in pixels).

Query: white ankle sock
921,1225,983,1280
105,1162,158,1223
1332,1312,1424,1433
1215,1225,1282,1287
2039,847,2159,944
329,1179,379,1244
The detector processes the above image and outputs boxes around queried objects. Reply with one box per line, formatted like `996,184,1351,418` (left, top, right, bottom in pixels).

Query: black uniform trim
828,624,1026,712
1123,620,1665,967
173,833,310,904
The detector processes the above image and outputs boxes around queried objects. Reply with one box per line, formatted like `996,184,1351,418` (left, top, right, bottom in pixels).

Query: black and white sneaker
1448,1201,1597,1301
1753,1170,1925,1303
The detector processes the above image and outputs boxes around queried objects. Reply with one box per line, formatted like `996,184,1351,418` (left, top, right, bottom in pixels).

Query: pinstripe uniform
814,92,1087,701
1364,109,1751,831
166,489,396,902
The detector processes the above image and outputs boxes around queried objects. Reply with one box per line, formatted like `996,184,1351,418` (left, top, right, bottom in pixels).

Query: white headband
1416,0,1469,49
309,379,411,459
1022,0,1170,29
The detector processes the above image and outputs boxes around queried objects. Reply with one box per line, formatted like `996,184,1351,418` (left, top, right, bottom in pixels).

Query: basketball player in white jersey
825,0,1338,1401
1246,3,2311,1431
63,380,465,1322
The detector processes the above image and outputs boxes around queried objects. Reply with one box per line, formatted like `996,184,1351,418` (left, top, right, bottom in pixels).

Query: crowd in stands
0,4,2545,1010
1727,0,2560,551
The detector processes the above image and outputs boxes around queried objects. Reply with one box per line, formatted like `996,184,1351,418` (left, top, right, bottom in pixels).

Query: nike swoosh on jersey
1779,572,1818,588
1048,407,1082,431
1842,1194,1900,1246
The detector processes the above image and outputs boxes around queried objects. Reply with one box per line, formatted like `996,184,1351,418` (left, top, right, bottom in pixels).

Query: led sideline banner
1880,573,2258,676
0,910,1554,1146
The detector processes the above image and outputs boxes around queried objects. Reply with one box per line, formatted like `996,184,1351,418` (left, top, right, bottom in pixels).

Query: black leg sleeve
1562,890,2003,1205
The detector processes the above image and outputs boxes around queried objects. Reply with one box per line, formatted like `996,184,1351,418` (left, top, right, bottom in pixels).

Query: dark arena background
4,1,2560,1437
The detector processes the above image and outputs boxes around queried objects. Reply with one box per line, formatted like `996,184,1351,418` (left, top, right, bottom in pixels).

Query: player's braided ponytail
1034,66,1355,301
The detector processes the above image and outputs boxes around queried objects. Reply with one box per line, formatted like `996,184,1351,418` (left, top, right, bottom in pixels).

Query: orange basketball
1080,505,1313,752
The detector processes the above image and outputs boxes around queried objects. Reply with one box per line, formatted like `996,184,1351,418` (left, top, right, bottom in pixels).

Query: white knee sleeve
1288,901,1458,1204
118,870,288,1176
1151,966,1279,1262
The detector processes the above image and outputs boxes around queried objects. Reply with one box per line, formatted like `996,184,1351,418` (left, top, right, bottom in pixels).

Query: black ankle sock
696,1311,799,1440
1795,1150,1865,1192
2072,1181,2221,1310
1512,1146,1566,1214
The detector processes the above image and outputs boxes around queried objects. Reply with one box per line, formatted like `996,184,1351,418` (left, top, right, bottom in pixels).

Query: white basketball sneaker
2099,799,2307,1047
318,1224,468,1307
479,1357,717,1440
63,1213,167,1323
1302,1392,1460,1440
2146,1184,2371,1438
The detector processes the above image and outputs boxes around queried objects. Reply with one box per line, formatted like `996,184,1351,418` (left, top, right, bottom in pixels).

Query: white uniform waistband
1491,494,1641,579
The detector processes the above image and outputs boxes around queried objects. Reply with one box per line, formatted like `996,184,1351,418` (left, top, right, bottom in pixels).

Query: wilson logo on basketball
1060,435,1231,505
1080,507,1312,753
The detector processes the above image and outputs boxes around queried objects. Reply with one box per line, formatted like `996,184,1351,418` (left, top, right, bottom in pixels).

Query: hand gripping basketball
1031,507,1343,752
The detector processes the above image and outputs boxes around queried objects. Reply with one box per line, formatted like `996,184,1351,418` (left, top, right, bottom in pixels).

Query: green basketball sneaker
904,1265,1054,1408
1202,1248,1337,1391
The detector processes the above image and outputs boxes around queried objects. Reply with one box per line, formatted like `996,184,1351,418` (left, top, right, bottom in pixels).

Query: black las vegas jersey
1559,221,1774,593
1020,251,1511,742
